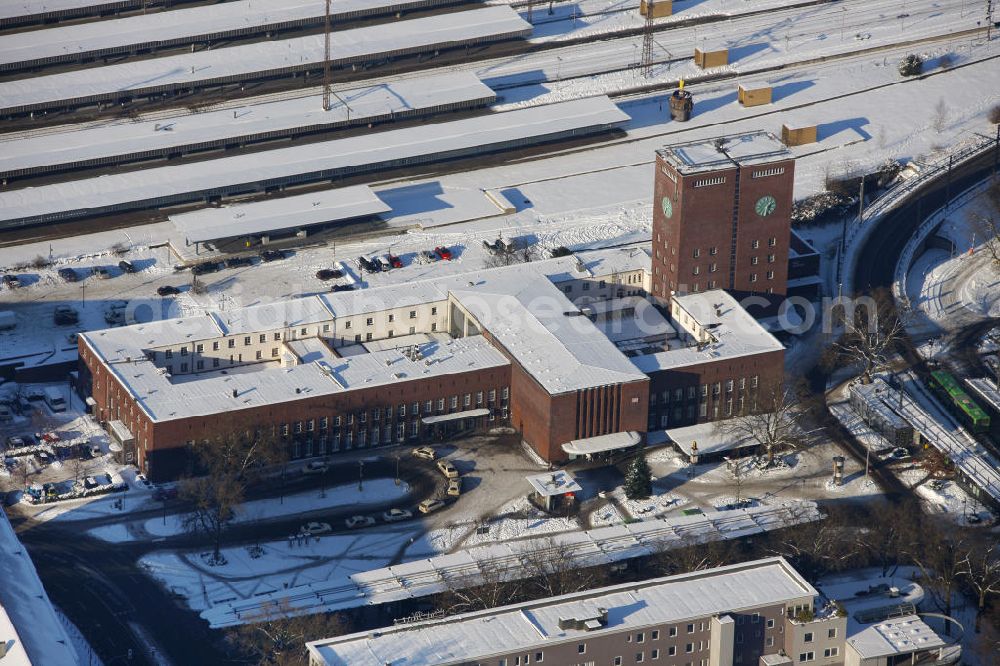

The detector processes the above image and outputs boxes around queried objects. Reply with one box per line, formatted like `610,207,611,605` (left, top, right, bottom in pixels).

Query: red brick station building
79,132,801,480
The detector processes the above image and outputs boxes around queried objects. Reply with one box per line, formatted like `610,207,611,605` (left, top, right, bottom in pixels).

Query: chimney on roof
231,388,238,398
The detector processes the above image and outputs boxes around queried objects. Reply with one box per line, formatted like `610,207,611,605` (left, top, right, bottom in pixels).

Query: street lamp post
394,455,400,486
358,460,364,492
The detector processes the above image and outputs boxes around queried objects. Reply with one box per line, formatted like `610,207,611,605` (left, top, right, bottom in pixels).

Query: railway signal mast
641,1,656,77
322,0,352,118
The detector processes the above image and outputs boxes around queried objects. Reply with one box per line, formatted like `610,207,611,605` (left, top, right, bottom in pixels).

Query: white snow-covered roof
525,469,582,497
0,96,628,226
660,419,757,457
562,431,642,455
966,376,1000,414
449,273,649,394
631,290,784,373
91,335,509,422
656,131,790,175
306,557,816,666
0,6,529,111
0,0,122,20
0,0,443,67
0,73,496,176
0,511,79,666
170,186,390,244
846,616,945,659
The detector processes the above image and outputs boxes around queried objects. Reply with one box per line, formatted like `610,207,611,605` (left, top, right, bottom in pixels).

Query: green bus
927,370,991,434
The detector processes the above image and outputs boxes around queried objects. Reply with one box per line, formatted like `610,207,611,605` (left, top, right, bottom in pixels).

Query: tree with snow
898,54,923,77
624,454,653,500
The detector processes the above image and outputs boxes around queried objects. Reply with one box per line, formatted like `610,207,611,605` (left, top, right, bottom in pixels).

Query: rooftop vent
232,388,238,398
557,607,609,631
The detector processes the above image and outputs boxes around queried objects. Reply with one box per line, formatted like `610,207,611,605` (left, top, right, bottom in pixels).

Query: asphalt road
11,455,443,665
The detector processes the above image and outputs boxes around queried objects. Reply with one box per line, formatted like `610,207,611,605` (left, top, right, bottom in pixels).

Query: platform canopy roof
170,185,390,244
562,431,641,456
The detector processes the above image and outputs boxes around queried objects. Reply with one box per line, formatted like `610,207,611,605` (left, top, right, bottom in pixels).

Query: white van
43,387,66,412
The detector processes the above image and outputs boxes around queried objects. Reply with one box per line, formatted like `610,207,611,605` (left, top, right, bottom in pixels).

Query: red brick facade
651,153,795,302
645,349,785,430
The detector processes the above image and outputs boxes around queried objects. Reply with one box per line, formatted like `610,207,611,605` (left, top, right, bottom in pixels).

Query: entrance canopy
108,419,134,445
562,431,641,456
422,408,490,425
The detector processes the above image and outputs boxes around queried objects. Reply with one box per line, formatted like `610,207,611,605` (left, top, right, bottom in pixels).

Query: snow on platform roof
0,6,529,112
525,469,581,497
0,511,78,666
0,96,627,227
657,131,790,175
170,185,390,244
846,616,946,658
0,72,496,177
0,0,122,20
449,272,649,394
632,290,784,373
0,0,444,68
305,557,815,666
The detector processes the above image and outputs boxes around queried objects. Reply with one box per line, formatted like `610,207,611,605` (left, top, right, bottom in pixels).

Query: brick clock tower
650,131,795,304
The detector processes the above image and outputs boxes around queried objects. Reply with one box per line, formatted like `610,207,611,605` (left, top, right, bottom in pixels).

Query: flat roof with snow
0,72,496,178
0,0,451,69
0,0,125,21
656,131,790,175
562,431,642,455
631,290,784,374
846,616,946,659
525,470,582,497
0,96,627,228
305,557,816,666
170,185,390,244
0,6,529,113
661,419,757,457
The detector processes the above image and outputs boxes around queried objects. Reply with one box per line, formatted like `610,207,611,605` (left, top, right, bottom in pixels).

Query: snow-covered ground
88,479,411,543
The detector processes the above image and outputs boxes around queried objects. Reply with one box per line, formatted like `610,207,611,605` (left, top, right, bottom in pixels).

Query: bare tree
932,98,949,134
653,535,738,577
910,529,966,627
765,519,858,583
520,538,609,599
438,556,525,614
854,503,918,578
180,423,287,565
483,237,537,268
722,383,803,466
959,545,1000,632
833,289,904,384
228,599,349,666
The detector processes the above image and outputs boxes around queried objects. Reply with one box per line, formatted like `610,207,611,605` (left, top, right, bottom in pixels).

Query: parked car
388,253,403,269
53,305,79,326
370,257,386,272
447,477,462,497
118,260,137,273
153,486,178,502
418,499,446,514
330,283,355,292
134,474,152,489
57,267,78,282
5,436,26,449
157,285,181,296
2,274,21,289
434,246,453,261
378,255,393,271
260,250,286,263
357,256,377,272
315,269,343,281
0,406,13,422
91,266,112,280
191,262,220,275
300,521,332,536
382,508,412,523
35,451,51,465
420,250,439,263
83,476,100,490
345,515,375,529
411,446,436,460
436,460,459,479
225,256,254,269
302,461,328,475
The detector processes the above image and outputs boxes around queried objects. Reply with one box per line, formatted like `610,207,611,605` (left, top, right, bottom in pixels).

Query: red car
434,246,453,261
388,253,403,269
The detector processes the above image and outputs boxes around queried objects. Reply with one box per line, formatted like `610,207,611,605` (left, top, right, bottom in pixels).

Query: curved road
12,455,442,665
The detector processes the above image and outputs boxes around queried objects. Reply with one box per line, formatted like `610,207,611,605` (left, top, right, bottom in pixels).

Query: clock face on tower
661,196,673,219
755,195,777,217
